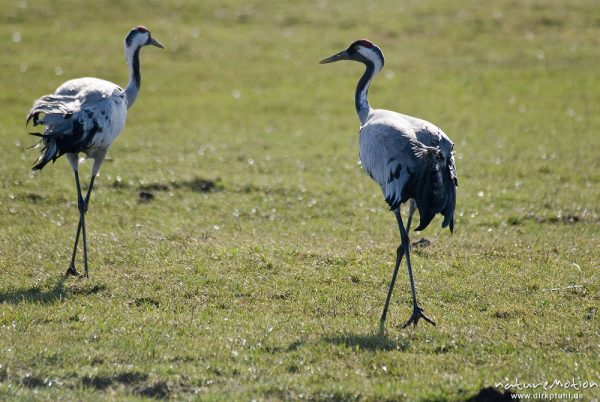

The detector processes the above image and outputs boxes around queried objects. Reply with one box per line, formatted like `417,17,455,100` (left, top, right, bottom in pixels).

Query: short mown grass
0,0,598,400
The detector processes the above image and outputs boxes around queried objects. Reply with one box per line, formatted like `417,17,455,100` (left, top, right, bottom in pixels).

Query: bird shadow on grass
323,331,410,352
0,276,105,305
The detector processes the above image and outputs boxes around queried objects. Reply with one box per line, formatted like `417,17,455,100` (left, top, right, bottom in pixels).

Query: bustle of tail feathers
410,142,457,233
31,142,59,170
26,95,78,171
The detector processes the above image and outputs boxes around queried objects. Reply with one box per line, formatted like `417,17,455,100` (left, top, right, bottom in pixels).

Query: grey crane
320,40,457,331
27,26,163,278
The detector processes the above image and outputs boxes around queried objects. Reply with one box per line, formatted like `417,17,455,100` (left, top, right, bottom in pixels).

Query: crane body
320,40,457,331
27,26,163,278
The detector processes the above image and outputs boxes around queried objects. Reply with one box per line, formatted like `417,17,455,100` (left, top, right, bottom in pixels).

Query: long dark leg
379,243,404,334
379,209,406,334
66,224,82,276
65,172,93,278
79,175,94,278
80,195,89,279
400,209,435,328
66,176,96,276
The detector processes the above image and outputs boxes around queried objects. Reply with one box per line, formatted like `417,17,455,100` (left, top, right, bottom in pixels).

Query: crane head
319,39,384,69
124,26,164,61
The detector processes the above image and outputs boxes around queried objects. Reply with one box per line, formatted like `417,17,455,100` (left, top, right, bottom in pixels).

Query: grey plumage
410,142,457,232
27,85,124,170
26,26,163,278
358,110,457,233
321,39,458,331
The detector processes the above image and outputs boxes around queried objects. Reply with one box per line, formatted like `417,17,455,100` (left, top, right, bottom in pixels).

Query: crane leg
379,206,411,334
379,239,404,335
399,208,435,328
379,204,414,335
66,173,94,278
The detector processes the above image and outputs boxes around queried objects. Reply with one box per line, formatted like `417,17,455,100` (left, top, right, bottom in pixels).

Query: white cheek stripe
357,47,383,73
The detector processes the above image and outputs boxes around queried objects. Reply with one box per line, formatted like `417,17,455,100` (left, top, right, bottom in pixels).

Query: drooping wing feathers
409,142,457,233
27,95,96,170
26,79,127,171
448,151,458,186
27,94,79,170
26,95,76,127
359,110,457,233
445,151,458,232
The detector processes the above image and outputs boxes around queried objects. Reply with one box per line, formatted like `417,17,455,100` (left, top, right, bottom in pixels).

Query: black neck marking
355,60,375,120
132,47,141,89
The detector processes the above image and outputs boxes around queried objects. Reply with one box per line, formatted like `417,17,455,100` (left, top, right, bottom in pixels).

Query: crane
320,40,458,332
27,26,163,278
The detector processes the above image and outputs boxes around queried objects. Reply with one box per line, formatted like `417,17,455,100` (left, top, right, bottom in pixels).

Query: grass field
0,0,599,400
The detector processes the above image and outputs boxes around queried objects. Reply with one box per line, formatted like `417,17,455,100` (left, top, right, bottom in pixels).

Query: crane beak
149,37,165,49
319,49,349,64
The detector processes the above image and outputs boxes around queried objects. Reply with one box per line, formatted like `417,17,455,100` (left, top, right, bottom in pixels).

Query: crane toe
401,305,436,328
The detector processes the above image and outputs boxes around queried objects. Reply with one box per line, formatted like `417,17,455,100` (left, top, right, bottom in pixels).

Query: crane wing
359,124,418,211
360,120,457,232
27,87,126,170
409,143,457,232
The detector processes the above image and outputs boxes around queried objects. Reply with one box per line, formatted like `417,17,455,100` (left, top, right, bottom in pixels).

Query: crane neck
355,61,378,125
124,46,142,109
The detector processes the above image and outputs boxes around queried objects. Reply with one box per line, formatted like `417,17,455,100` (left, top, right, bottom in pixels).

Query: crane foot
65,265,81,277
402,305,436,328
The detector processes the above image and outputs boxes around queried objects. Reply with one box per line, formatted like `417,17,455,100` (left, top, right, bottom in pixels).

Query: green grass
1,0,599,400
